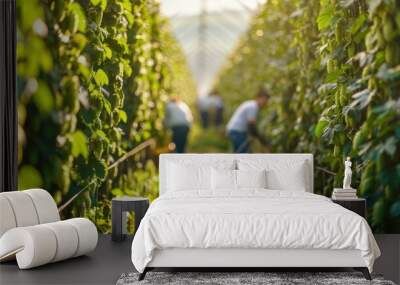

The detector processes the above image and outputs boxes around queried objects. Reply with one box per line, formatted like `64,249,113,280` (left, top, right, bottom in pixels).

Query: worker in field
197,94,211,129
164,96,193,153
209,90,224,128
226,88,269,153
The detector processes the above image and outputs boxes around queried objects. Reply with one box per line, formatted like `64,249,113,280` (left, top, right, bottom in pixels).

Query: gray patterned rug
116,272,395,285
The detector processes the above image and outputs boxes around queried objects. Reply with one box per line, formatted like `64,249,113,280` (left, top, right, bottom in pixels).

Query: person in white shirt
164,97,193,153
226,89,269,153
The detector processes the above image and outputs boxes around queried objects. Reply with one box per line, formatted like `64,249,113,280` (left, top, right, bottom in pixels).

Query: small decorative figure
343,157,352,189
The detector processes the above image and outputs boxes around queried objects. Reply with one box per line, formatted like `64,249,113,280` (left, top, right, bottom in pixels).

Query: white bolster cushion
0,189,59,238
0,218,98,269
0,226,57,269
0,191,39,227
24,189,60,224
0,196,17,237
42,222,79,262
64,218,98,257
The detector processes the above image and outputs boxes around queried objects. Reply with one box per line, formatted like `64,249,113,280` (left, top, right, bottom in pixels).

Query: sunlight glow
160,0,265,16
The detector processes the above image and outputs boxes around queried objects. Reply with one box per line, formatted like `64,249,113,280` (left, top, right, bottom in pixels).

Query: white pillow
211,168,236,190
167,162,211,191
238,159,308,191
236,169,267,189
266,167,306,191
167,159,236,170
166,159,236,192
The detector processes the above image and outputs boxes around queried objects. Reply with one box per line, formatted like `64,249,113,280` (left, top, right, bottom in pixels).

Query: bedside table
332,198,366,218
112,196,149,242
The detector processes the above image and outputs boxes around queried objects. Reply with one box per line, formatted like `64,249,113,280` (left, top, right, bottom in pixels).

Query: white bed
131,154,380,280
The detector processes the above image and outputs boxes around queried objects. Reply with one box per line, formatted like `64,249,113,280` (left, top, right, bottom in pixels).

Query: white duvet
131,190,380,273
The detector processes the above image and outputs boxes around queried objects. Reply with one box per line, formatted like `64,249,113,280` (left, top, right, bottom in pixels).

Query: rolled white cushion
0,189,60,239
42,222,79,262
24,189,60,224
64,218,98,257
0,226,57,269
0,191,39,227
0,196,17,237
0,219,97,269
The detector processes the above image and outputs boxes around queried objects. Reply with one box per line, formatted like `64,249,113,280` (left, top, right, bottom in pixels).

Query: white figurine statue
343,157,352,189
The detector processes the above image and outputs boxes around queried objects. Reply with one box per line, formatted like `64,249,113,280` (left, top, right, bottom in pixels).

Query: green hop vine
17,0,196,232
215,0,400,233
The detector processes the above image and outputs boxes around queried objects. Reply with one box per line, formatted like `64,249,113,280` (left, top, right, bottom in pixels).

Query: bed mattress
131,190,380,273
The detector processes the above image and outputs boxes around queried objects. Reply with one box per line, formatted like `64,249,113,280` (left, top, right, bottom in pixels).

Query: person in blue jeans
197,95,210,129
226,89,269,153
164,97,193,153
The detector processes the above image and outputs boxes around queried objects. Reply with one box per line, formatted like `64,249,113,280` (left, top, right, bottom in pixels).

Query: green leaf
118,110,127,123
95,129,110,143
103,98,112,114
315,118,329,138
350,15,366,35
390,201,400,218
103,45,112,59
95,129,107,139
72,34,87,51
33,81,54,114
81,109,97,124
317,3,334,30
70,3,87,33
382,137,397,157
90,0,107,11
93,159,107,180
18,165,43,190
111,188,124,197
69,130,88,159
94,69,109,86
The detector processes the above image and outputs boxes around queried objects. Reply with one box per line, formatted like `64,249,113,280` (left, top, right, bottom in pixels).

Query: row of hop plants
17,0,196,232
214,0,400,233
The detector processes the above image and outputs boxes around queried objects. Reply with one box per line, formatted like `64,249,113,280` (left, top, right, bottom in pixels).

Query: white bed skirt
148,248,366,268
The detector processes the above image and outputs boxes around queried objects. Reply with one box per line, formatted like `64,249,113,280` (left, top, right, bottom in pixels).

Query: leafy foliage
215,0,400,232
17,0,195,232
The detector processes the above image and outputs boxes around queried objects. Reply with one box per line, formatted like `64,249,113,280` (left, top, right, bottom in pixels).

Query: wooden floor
0,234,399,285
